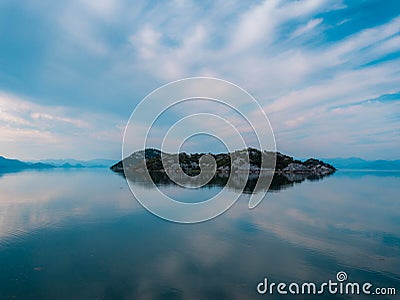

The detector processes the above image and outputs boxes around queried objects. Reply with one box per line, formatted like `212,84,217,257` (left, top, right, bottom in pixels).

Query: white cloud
130,26,162,59
291,18,323,38
230,0,279,52
0,92,124,160
77,0,120,20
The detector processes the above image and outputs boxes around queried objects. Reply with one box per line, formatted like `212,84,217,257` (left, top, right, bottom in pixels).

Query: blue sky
0,0,399,160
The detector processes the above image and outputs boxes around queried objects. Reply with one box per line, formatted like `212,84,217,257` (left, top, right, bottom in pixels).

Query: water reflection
121,170,334,193
0,169,135,246
0,169,398,299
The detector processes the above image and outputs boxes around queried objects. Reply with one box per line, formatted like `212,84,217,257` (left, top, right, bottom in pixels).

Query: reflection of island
110,148,336,193
120,171,333,193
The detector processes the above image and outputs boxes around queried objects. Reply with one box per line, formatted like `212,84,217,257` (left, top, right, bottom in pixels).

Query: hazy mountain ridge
35,158,116,168
324,157,400,170
0,156,115,171
0,156,54,170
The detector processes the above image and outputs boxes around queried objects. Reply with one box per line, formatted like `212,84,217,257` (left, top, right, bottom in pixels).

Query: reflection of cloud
0,170,136,245
147,171,398,281
102,171,400,297
0,170,399,298
246,174,400,275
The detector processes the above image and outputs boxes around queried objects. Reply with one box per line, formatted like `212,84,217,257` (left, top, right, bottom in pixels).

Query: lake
0,169,399,299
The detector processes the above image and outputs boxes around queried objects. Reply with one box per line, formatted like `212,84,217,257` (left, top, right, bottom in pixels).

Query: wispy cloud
0,92,123,160
291,18,323,38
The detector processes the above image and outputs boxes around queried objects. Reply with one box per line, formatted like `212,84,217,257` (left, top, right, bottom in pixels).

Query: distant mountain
0,156,116,172
324,157,400,170
36,158,116,168
0,156,54,171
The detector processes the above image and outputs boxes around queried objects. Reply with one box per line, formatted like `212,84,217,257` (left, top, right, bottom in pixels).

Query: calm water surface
0,169,399,299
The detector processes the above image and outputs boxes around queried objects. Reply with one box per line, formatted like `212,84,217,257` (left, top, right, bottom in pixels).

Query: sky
0,0,399,160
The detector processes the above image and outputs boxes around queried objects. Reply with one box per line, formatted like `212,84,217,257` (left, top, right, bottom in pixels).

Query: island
109,148,336,193
110,148,336,176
